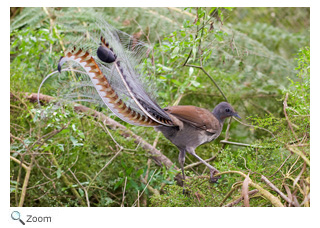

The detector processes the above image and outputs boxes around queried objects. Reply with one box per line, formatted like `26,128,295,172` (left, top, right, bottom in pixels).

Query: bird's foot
182,188,190,195
209,170,221,183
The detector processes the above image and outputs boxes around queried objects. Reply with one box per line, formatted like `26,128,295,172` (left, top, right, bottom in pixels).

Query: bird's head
212,102,241,122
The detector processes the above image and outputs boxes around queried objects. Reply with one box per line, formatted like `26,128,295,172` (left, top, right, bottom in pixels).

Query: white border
4,1,318,227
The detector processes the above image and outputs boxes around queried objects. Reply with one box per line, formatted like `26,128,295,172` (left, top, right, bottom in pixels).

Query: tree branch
23,92,183,185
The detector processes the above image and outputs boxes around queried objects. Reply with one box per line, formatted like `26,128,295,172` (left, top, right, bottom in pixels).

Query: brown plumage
156,102,240,186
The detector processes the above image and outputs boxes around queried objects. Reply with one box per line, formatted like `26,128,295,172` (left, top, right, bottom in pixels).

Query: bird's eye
225,108,230,112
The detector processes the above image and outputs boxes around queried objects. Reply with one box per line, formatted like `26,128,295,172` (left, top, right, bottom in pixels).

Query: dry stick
219,182,242,206
242,173,251,207
214,170,284,207
286,144,310,166
140,175,160,196
184,64,228,102
261,175,293,206
283,183,297,207
233,117,281,142
184,155,217,170
121,177,128,207
10,156,32,207
25,92,183,184
10,91,34,119
42,7,65,52
293,162,307,187
88,148,123,190
283,93,308,158
11,123,70,207
19,159,33,207
99,121,123,148
300,193,310,207
224,190,259,207
220,140,267,148
283,93,299,143
10,156,29,170
49,151,86,206
268,153,292,178
132,170,157,207
68,168,90,207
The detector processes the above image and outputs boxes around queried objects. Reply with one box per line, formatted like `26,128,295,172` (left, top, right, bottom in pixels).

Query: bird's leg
179,150,186,182
178,150,187,193
187,148,221,183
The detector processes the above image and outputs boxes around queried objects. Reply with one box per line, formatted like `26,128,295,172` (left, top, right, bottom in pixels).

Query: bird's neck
212,109,225,124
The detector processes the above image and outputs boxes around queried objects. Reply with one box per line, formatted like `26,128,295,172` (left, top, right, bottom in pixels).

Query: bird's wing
163,106,220,133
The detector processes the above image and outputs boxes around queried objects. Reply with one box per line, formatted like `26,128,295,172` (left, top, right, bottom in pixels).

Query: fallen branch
220,140,267,148
23,92,183,185
242,173,250,207
214,170,284,207
224,189,258,207
10,156,32,207
261,175,292,206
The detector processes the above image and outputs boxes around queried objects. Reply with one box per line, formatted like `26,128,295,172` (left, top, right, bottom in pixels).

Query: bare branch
261,175,292,205
23,92,184,184
242,173,250,207
224,189,258,207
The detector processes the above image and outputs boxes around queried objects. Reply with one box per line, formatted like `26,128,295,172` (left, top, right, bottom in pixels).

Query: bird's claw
209,170,221,183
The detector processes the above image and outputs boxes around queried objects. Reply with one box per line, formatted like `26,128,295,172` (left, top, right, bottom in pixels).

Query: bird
53,23,240,187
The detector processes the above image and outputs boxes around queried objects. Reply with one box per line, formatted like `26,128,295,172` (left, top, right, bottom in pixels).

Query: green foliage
151,45,310,207
10,26,62,93
288,47,310,116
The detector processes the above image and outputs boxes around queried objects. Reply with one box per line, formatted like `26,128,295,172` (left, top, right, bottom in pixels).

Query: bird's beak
233,113,241,119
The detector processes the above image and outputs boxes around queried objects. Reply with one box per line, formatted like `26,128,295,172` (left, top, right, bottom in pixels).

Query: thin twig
99,121,122,149
185,64,228,102
283,93,299,143
121,177,128,207
88,148,123,190
132,170,157,207
224,189,258,207
219,182,242,206
261,175,292,205
220,140,268,148
25,92,183,184
214,170,284,207
268,153,292,178
68,168,90,207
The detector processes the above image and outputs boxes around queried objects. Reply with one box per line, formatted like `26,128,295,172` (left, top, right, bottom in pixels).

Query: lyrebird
44,23,240,188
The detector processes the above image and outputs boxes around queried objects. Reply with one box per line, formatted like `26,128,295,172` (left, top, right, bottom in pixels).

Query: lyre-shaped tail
97,36,174,126
58,47,172,127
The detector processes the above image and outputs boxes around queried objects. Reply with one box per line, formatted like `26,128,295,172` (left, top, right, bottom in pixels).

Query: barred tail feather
58,49,160,127
98,36,174,126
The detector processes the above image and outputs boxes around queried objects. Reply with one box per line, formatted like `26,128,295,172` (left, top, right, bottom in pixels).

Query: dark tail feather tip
57,56,64,73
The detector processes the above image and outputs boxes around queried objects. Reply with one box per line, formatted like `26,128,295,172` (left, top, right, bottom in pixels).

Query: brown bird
55,25,240,188
156,104,240,183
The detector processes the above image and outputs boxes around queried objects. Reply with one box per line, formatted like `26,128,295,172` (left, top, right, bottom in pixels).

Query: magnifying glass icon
11,211,25,225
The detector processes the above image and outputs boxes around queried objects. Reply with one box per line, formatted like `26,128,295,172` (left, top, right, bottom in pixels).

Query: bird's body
156,103,239,183
43,22,240,188
156,105,223,150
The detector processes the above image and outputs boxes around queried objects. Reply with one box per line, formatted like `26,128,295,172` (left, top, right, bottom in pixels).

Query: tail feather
58,48,160,127
54,21,176,127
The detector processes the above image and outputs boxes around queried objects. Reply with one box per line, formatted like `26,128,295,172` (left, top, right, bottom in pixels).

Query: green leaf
191,80,200,87
57,144,64,152
189,67,194,76
171,79,182,86
56,168,62,179
78,188,84,197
